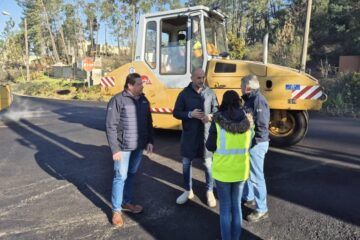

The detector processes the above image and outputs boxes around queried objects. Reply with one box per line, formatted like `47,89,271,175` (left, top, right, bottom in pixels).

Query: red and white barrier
101,77,115,87
151,107,173,113
291,85,323,100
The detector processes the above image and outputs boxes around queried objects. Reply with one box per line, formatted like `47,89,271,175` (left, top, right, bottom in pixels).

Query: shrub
320,72,360,117
243,42,263,62
227,32,246,59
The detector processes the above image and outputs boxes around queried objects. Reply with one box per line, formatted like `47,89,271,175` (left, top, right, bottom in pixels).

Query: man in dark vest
106,73,154,227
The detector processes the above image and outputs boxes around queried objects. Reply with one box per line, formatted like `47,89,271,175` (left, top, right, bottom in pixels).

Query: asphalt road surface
0,95,359,240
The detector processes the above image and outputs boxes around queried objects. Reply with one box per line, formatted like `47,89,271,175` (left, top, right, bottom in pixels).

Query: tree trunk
232,0,236,33
39,26,46,57
24,18,30,81
105,24,107,56
118,35,121,56
238,0,243,38
131,4,136,61
253,13,256,44
95,22,99,57
59,27,71,64
40,0,60,62
76,18,85,59
89,18,93,56
18,67,25,82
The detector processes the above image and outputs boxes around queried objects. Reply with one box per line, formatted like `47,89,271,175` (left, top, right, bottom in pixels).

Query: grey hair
241,74,260,90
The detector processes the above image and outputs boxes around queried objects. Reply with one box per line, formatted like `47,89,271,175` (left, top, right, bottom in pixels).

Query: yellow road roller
102,5,327,147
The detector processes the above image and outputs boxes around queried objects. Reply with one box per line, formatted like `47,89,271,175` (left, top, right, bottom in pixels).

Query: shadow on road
6,97,358,237
290,145,360,167
4,118,261,239
54,105,107,132
5,119,113,216
49,101,360,228
266,148,360,226
153,126,360,226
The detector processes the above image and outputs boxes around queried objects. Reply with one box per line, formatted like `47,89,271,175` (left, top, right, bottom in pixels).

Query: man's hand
113,152,122,161
191,109,205,120
201,114,212,124
146,143,153,154
246,113,254,127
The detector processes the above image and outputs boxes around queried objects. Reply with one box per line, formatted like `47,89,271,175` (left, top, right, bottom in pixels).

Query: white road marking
0,183,71,217
0,213,107,237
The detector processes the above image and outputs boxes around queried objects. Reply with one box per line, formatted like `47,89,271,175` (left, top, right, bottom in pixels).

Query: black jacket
106,90,154,154
242,90,270,145
206,109,250,152
173,83,218,159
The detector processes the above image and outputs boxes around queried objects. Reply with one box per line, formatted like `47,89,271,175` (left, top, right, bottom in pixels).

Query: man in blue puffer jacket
106,73,154,227
241,74,271,222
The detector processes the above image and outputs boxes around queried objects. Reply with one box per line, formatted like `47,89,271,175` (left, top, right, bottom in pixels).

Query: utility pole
132,4,136,61
300,0,312,72
24,18,30,81
105,24,107,56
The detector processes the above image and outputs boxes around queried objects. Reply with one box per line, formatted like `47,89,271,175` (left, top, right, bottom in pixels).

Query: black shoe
243,199,256,208
246,211,269,222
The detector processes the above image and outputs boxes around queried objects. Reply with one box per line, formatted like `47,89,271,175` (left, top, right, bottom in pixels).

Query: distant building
77,41,130,57
96,44,130,56
48,62,86,80
339,56,360,73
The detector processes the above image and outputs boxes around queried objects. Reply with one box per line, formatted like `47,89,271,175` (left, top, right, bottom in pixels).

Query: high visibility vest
193,40,203,58
206,43,219,55
212,123,253,182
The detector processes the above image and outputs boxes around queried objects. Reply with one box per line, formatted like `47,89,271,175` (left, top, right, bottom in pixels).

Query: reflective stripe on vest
217,127,248,155
212,123,252,182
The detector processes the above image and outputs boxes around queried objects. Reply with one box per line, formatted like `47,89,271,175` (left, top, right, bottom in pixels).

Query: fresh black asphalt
0,95,359,239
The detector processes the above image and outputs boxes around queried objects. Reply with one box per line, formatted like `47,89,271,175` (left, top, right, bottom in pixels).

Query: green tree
98,0,181,60
0,18,25,80
61,3,79,62
311,0,360,65
270,19,303,68
227,32,246,59
16,0,44,57
17,0,64,63
82,2,100,57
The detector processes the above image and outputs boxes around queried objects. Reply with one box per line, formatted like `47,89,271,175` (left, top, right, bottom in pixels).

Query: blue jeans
216,180,245,240
182,157,214,191
112,149,143,212
243,141,269,213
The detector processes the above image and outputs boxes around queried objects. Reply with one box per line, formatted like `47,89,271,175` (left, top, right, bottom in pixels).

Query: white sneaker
176,190,194,204
207,191,216,208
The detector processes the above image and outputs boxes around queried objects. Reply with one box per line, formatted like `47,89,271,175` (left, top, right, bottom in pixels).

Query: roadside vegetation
12,72,110,102
1,0,359,118
320,73,360,118
11,71,359,118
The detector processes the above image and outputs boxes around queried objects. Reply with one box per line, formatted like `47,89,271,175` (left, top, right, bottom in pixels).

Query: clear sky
0,1,187,45
0,1,22,33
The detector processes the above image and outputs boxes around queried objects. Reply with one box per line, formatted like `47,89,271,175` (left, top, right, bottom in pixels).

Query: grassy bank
12,73,111,102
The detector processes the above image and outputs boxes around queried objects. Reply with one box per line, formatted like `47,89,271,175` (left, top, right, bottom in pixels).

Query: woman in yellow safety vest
206,90,254,240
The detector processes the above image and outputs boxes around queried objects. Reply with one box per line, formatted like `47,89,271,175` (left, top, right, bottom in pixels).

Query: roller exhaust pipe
263,33,269,65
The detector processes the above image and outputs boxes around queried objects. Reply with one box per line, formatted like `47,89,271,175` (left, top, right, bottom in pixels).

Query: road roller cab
103,5,327,147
